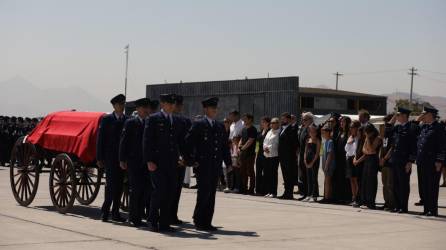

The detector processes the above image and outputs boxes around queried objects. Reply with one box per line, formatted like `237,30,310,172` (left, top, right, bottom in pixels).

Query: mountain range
0,76,109,117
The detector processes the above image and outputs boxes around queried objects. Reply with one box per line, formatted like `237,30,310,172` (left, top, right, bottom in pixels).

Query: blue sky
1,0,445,102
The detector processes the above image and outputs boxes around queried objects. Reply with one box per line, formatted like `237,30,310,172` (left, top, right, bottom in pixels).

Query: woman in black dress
255,116,271,196
304,124,321,202
332,116,352,203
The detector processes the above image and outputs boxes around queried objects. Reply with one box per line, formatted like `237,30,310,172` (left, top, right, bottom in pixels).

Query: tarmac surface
1,164,446,250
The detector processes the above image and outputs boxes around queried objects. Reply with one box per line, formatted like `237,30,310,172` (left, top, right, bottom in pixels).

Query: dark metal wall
146,77,300,123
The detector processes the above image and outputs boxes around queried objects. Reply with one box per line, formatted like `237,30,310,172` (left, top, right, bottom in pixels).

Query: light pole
124,44,129,97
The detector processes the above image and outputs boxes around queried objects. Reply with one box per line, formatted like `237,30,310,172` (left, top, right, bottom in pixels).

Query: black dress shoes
149,223,159,232
195,224,218,231
414,201,424,206
297,196,307,201
159,226,176,233
101,213,109,222
278,194,293,200
112,215,127,223
171,219,184,225
129,220,146,227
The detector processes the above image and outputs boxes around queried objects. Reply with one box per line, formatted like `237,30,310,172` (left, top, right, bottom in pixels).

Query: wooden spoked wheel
75,166,103,205
9,137,40,206
49,154,76,213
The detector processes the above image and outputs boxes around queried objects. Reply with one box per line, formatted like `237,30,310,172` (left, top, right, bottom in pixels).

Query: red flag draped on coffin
26,111,105,163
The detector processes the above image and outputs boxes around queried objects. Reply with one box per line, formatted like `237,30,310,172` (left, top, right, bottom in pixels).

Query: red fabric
27,111,105,163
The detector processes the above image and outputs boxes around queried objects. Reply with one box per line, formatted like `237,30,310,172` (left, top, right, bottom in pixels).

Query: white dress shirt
263,128,280,158
229,119,244,140
345,136,358,158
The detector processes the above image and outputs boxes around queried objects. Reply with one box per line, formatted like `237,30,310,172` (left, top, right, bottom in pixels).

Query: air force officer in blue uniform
119,98,151,227
97,94,128,222
416,106,445,216
143,94,186,232
185,97,232,231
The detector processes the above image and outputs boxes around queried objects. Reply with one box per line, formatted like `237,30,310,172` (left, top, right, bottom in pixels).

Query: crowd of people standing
211,107,446,217
0,116,40,166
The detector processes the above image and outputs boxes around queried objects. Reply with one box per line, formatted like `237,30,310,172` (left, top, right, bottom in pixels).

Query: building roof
299,87,386,98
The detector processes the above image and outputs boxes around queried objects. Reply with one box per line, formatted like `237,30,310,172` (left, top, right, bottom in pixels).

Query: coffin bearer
185,97,232,231
97,94,128,222
416,106,445,216
143,94,186,232
119,98,151,227
171,95,192,225
386,107,417,213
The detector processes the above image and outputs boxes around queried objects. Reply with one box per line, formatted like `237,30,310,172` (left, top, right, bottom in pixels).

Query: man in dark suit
185,97,232,231
143,94,186,232
170,95,192,225
416,106,445,216
297,112,315,200
97,94,127,222
119,98,151,227
278,112,298,200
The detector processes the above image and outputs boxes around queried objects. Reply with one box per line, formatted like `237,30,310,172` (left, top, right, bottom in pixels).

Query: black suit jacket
279,124,298,162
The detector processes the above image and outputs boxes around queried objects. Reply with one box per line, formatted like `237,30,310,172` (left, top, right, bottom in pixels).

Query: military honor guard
119,98,151,227
97,94,128,222
185,97,232,231
387,107,417,213
416,106,446,216
171,95,192,225
143,94,186,232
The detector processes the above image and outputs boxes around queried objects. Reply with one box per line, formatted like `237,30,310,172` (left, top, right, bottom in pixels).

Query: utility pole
408,67,418,106
124,44,129,97
334,72,343,90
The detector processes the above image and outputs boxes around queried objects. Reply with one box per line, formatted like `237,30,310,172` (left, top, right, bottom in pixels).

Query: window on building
359,100,380,112
347,99,356,110
314,97,346,110
301,96,314,109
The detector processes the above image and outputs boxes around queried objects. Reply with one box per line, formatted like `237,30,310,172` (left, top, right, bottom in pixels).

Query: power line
419,75,446,84
343,69,406,76
419,69,446,75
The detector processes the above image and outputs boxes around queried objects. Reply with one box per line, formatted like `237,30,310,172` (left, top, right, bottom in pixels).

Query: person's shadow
33,205,259,239
33,205,115,220
138,222,259,240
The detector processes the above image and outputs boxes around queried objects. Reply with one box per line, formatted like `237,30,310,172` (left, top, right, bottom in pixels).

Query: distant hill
0,76,109,117
385,92,446,118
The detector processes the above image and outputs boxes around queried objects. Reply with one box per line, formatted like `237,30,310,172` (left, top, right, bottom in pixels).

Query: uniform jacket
185,118,231,176
96,112,127,163
416,121,446,166
387,121,417,166
119,116,145,167
143,111,186,169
